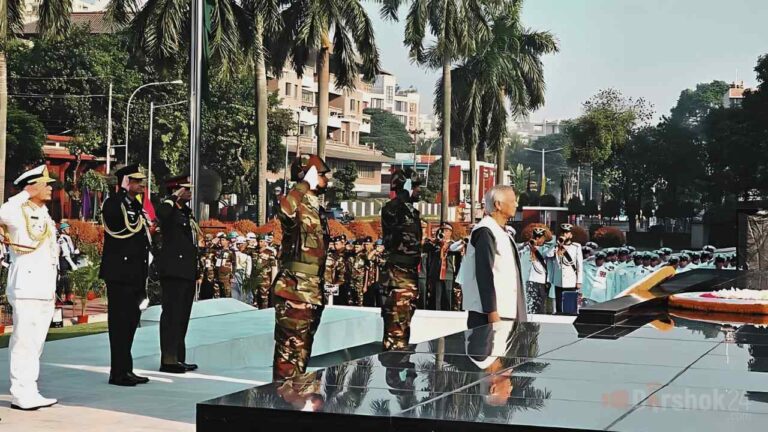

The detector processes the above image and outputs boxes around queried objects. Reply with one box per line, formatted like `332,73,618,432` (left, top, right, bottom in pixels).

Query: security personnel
347,239,369,306
0,165,59,410
100,164,151,387
56,221,79,305
322,236,342,304
215,233,237,297
520,227,550,314
273,154,331,380
379,168,423,351
198,234,218,300
253,235,277,309
156,176,200,374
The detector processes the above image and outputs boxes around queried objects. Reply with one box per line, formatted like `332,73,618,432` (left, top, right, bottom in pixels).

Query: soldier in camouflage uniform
253,235,277,309
322,236,345,303
346,239,369,306
379,168,423,351
364,238,382,306
199,233,221,299
273,154,331,381
215,233,237,298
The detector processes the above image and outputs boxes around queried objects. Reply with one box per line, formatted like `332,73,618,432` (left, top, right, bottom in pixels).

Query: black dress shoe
159,363,187,374
109,375,137,387
127,372,150,384
180,362,198,371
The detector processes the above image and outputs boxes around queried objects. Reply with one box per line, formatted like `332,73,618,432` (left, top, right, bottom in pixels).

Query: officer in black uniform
100,164,151,387
156,175,200,374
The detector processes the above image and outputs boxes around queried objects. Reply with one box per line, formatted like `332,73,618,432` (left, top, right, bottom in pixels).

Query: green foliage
602,199,621,221
583,199,599,217
81,170,109,193
670,80,730,127
8,28,144,137
567,196,583,216
68,257,104,317
565,89,653,169
360,108,413,157
540,194,557,207
267,92,294,172
333,163,358,201
422,159,443,202
6,106,45,180
508,163,533,196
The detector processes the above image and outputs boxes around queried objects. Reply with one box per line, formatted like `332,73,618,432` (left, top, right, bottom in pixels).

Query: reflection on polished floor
198,317,768,432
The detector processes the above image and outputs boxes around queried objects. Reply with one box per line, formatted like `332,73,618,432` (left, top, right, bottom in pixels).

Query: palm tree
241,0,283,225
386,0,496,224
271,0,381,161
436,1,558,214
1,0,73,201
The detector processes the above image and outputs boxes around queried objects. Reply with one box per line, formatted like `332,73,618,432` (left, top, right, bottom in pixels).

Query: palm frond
38,0,73,39
8,0,26,35
106,0,139,26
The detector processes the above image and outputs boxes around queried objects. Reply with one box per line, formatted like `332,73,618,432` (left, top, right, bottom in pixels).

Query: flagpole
189,0,204,218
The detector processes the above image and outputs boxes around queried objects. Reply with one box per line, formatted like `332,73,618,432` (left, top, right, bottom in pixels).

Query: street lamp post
122,80,183,166
524,147,563,194
147,100,186,198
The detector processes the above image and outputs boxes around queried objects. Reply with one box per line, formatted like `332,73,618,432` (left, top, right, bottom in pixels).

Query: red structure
43,135,108,221
437,159,497,206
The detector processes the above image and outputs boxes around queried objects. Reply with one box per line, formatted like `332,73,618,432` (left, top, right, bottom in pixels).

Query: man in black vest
100,164,151,386
157,175,199,374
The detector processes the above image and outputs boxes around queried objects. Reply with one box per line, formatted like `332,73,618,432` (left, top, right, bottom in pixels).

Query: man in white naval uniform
0,165,59,410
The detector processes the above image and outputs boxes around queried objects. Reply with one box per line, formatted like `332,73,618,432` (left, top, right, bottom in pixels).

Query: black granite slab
198,309,768,432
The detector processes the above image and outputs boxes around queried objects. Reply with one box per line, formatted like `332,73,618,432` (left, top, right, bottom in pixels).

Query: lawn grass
0,321,109,349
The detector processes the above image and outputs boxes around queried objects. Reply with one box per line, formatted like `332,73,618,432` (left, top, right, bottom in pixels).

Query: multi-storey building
268,66,426,196
266,67,390,195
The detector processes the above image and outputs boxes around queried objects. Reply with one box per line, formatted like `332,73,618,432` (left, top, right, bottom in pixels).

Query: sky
364,0,768,121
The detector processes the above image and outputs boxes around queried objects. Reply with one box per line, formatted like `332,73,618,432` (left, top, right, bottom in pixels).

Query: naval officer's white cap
14,164,55,187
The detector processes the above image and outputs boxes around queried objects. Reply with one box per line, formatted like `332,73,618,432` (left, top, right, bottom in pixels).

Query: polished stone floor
199,316,768,431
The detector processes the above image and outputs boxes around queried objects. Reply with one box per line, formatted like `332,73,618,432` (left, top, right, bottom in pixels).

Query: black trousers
160,278,196,365
106,281,145,376
467,311,491,329
555,286,578,314
431,280,452,311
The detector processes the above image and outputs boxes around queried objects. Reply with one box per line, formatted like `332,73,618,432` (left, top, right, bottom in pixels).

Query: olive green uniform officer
272,154,331,381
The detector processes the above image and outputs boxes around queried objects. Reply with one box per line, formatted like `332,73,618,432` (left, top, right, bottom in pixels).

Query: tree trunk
0,52,7,202
440,56,451,223
495,144,505,186
316,37,331,160
469,141,477,223
255,21,269,225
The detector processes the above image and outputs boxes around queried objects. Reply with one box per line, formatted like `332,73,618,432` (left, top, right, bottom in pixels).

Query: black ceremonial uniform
100,187,151,383
156,194,198,370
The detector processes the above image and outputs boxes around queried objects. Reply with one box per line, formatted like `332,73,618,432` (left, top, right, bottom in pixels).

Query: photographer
548,223,583,315
427,223,462,311
520,227,550,314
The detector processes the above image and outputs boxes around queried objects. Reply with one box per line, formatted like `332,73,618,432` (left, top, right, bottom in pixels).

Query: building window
410,103,417,113
398,115,406,124
357,163,375,178
350,99,356,111
395,101,407,112
342,131,346,143
285,82,291,96
386,86,394,104
372,98,383,109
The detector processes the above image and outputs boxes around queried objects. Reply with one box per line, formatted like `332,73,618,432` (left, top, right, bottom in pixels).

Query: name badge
216,259,222,267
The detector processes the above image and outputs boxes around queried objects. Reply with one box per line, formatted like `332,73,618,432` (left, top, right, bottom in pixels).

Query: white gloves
403,179,413,196
304,166,320,190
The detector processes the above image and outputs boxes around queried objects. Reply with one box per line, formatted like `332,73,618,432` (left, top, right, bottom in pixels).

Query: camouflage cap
290,154,330,181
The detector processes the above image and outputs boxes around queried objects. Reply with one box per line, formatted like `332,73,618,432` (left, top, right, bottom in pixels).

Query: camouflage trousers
273,296,324,381
348,283,365,307
256,282,271,310
379,263,418,351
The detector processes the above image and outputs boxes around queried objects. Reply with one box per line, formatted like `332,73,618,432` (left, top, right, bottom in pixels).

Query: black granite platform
197,316,768,431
